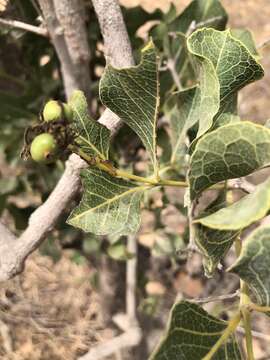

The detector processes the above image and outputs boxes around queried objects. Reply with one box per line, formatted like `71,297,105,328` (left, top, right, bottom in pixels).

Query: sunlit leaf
195,192,239,276
69,90,110,160
100,41,159,175
189,122,270,200
196,177,270,230
187,28,263,137
67,168,148,237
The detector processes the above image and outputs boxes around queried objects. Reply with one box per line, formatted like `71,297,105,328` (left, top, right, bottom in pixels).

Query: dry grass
0,252,109,360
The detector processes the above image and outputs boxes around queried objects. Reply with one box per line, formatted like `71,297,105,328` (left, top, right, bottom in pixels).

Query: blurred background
0,1,270,359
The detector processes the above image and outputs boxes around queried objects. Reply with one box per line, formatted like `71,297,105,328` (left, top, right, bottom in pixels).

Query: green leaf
100,41,159,175
230,29,259,58
168,81,219,164
0,177,18,195
189,28,263,106
186,28,264,137
229,225,270,306
169,0,228,33
67,168,147,237
69,90,110,160
196,177,270,230
107,241,133,261
149,300,242,360
189,122,270,200
212,112,240,130
195,192,239,276
185,40,220,138
196,226,239,277
152,0,227,99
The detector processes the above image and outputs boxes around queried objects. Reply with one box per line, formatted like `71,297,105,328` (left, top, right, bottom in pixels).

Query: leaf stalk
202,312,242,360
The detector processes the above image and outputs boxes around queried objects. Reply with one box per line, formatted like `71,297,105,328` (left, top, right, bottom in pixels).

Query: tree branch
92,0,134,133
190,291,240,304
0,0,134,282
228,178,256,194
52,0,91,101
37,0,89,100
0,17,48,37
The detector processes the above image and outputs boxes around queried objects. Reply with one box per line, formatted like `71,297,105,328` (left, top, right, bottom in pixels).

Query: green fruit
43,100,62,122
63,103,73,121
30,133,57,163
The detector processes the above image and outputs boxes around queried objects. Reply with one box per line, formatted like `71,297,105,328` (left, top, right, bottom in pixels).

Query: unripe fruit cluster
29,100,73,163
43,100,73,122
30,133,57,163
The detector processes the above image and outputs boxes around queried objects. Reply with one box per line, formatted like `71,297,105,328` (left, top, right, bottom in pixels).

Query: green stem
240,283,254,360
115,169,158,185
159,179,187,187
202,312,242,360
235,236,254,360
69,146,234,190
248,303,270,313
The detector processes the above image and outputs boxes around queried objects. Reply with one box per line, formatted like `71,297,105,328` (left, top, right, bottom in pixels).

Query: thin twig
78,327,141,360
0,17,48,36
228,178,256,194
258,38,270,50
166,58,182,91
237,327,270,342
0,319,13,354
126,235,138,324
190,291,240,304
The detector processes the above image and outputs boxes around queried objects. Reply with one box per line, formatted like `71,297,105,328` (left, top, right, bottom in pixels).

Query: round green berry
63,103,73,121
30,133,57,163
43,100,62,122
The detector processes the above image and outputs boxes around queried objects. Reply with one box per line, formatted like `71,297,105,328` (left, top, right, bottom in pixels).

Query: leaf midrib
70,184,149,221
73,106,105,160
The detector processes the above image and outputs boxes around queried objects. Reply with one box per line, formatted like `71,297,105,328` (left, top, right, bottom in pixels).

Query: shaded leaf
196,177,270,230
196,226,239,277
152,0,227,98
195,192,239,276
212,112,240,130
67,168,147,237
107,241,133,261
169,0,228,33
230,29,259,57
189,122,270,200
69,90,110,160
100,41,159,175
149,300,242,360
229,225,270,306
0,177,18,195
168,86,210,165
